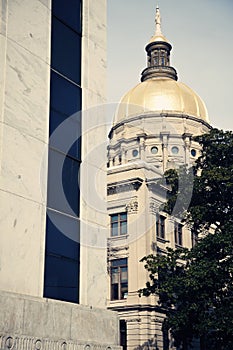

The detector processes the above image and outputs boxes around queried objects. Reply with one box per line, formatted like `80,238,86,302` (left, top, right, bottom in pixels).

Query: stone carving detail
149,201,159,214
34,340,42,350
61,342,67,350
5,337,14,349
0,335,121,350
126,199,138,213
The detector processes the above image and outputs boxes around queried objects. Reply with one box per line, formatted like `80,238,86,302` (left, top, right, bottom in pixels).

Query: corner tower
107,6,211,350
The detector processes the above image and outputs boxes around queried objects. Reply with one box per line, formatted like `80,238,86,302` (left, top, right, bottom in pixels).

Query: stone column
160,132,170,172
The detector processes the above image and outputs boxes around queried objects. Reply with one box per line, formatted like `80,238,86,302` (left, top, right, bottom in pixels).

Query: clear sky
107,0,233,131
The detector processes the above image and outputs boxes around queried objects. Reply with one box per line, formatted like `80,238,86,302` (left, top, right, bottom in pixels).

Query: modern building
0,1,119,349
107,7,211,350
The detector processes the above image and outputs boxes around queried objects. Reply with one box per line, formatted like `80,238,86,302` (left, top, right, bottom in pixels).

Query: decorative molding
107,178,143,195
126,198,138,213
0,335,121,350
149,200,160,214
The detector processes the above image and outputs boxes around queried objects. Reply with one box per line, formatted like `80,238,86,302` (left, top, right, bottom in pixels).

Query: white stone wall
0,0,109,309
0,0,51,297
80,0,109,308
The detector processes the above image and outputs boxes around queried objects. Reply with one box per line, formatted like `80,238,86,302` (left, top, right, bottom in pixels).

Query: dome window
151,146,158,154
171,146,179,155
132,149,138,157
191,149,196,157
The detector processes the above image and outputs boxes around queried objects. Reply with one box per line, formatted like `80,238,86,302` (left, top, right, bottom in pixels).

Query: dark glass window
191,149,197,157
47,149,80,216
120,320,127,350
174,222,183,246
45,0,82,304
51,17,81,84
111,259,128,300
53,0,82,33
46,210,80,259
156,215,165,239
44,255,79,303
50,71,81,117
44,210,80,303
110,213,127,237
49,109,81,160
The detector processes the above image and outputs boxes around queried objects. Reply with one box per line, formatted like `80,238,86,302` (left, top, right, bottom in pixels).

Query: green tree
139,129,233,350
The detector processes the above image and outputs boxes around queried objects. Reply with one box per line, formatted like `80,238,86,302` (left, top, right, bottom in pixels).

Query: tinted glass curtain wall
44,0,82,303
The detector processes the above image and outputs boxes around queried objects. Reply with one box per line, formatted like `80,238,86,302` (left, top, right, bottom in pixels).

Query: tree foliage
140,129,233,349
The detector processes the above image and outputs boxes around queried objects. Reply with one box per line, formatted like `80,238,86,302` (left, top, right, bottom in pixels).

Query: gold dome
114,77,209,124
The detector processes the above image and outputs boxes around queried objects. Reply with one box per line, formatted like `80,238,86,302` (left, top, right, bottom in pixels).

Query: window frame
174,222,183,246
110,213,127,237
156,214,166,239
110,258,128,301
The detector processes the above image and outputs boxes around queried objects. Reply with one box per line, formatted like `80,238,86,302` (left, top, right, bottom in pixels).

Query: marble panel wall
0,0,51,296
80,0,109,308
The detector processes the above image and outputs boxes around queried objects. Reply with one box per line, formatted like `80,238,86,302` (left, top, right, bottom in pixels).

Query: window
44,209,80,303
47,149,80,216
53,0,82,33
191,149,196,157
120,320,127,350
111,259,128,300
171,146,179,154
44,0,82,303
51,17,81,84
110,213,127,237
174,222,183,246
151,146,158,154
156,215,165,239
132,149,138,157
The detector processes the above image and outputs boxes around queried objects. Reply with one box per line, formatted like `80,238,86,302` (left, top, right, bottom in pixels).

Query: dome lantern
112,5,209,126
141,6,178,82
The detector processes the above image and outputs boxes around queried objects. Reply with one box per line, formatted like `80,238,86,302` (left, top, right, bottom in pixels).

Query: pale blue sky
107,0,233,130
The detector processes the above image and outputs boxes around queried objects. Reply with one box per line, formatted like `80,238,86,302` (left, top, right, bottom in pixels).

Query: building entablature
107,177,143,195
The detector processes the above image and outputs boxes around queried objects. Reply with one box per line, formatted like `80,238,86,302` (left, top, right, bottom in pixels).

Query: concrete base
0,291,121,350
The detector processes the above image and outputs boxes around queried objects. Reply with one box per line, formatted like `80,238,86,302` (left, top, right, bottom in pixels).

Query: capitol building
106,7,210,349
0,2,211,350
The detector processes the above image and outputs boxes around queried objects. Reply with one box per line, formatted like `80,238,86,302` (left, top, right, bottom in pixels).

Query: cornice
107,177,143,195
109,113,211,138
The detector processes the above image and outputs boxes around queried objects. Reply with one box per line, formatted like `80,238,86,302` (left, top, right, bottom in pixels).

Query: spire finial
155,5,162,36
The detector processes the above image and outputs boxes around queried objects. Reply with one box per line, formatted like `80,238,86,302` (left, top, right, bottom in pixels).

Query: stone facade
106,7,211,350
0,0,120,349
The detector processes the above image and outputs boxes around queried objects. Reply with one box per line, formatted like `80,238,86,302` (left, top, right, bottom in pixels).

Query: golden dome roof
114,77,209,124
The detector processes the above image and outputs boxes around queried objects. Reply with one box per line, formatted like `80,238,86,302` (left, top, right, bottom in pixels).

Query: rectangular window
51,17,81,84
47,149,80,217
44,209,80,303
53,0,82,33
174,222,183,246
156,215,165,239
50,71,82,117
111,258,128,300
120,320,127,350
110,213,127,237
44,0,82,304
